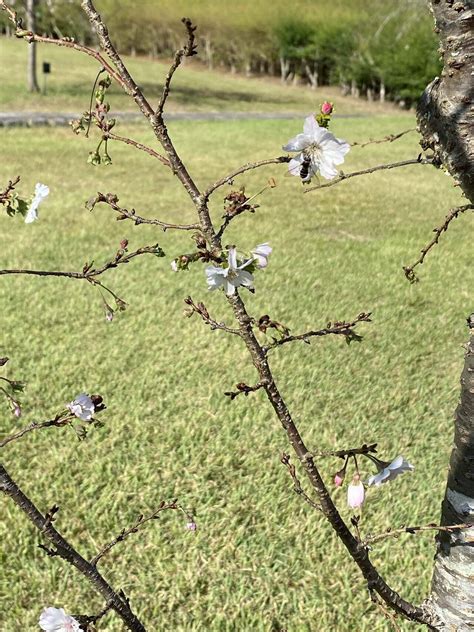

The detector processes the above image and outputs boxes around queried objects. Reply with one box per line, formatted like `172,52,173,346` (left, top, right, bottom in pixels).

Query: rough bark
26,0,40,93
417,3,474,628
417,1,474,203
429,332,474,630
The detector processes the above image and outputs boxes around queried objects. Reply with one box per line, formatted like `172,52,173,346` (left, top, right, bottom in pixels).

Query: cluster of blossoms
205,243,272,295
25,182,49,223
39,607,81,631
283,109,350,183
67,393,96,421
335,454,415,510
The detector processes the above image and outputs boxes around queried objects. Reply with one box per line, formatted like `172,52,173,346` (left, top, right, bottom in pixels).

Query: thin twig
91,501,180,566
0,2,126,91
370,590,403,632
0,464,147,632
312,443,378,460
263,313,372,354
281,453,322,512
184,296,241,336
363,522,474,547
351,129,416,148
403,204,474,282
0,418,71,449
156,18,197,115
0,176,21,205
89,192,199,231
304,157,433,193
105,132,170,167
204,157,289,201
224,381,266,401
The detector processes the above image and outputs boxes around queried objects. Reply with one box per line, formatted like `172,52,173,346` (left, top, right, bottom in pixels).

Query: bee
299,155,312,183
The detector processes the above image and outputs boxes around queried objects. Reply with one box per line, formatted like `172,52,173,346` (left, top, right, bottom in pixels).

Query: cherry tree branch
224,381,267,400
184,296,241,336
0,2,126,91
304,157,433,193
262,313,372,354
363,522,474,547
105,132,170,167
203,157,289,201
351,129,416,148
0,417,73,449
90,502,181,566
403,203,474,282
0,176,21,205
156,18,197,115
88,192,199,231
0,463,147,632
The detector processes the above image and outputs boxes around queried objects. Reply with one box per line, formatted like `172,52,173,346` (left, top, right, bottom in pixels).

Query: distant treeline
1,0,440,106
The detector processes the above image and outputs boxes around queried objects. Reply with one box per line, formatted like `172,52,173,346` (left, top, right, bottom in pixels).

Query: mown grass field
0,40,472,632
0,36,393,115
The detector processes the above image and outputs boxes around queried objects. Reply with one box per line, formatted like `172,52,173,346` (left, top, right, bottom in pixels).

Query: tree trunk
417,2,474,202
418,2,474,628
379,80,386,103
429,330,474,630
26,0,40,93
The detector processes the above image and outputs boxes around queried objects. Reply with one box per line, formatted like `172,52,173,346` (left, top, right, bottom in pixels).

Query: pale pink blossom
205,247,254,295
186,521,197,531
283,115,350,182
251,243,272,269
25,183,49,223
367,455,414,486
67,393,95,421
39,607,81,631
347,475,365,509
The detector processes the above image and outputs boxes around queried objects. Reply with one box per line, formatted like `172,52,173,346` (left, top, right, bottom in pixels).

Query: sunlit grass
0,108,471,632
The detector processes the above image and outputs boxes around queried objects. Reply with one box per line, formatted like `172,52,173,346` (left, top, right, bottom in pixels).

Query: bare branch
403,204,474,282
156,18,197,115
0,417,71,449
224,381,266,401
313,443,378,461
351,129,416,148
263,313,372,354
0,1,127,91
304,157,433,193
281,453,322,512
204,157,289,201
184,296,241,336
105,132,170,167
89,192,199,231
0,464,147,632
0,176,21,205
91,501,180,566
363,522,474,547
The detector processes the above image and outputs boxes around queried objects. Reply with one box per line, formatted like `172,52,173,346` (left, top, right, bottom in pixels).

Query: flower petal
282,133,308,152
303,114,319,138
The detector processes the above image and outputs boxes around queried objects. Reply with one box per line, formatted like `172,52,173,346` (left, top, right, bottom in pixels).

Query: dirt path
0,111,366,127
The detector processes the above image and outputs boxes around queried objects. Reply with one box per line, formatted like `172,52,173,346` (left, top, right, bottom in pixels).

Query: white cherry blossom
25,183,49,223
251,243,272,269
347,474,365,509
367,455,414,486
67,393,95,421
283,115,350,181
205,247,254,296
39,607,81,632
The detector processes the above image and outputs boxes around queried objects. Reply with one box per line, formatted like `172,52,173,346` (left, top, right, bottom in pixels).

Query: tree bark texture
429,332,474,630
417,1,474,203
26,0,40,92
418,3,474,628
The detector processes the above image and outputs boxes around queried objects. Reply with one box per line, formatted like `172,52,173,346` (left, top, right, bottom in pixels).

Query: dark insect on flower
299,155,312,183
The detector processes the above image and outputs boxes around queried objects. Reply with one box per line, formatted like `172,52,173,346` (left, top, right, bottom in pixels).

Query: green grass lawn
0,35,397,116
0,60,472,632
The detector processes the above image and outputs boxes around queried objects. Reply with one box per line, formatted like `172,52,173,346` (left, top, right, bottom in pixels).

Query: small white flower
67,393,95,421
251,243,272,269
39,607,81,632
283,115,350,181
25,183,49,223
367,455,414,486
347,475,365,509
170,259,178,272
205,247,254,296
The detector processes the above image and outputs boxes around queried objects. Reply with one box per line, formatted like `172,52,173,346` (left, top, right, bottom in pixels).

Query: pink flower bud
347,474,365,509
13,403,22,418
321,101,333,115
186,521,197,531
334,472,344,487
